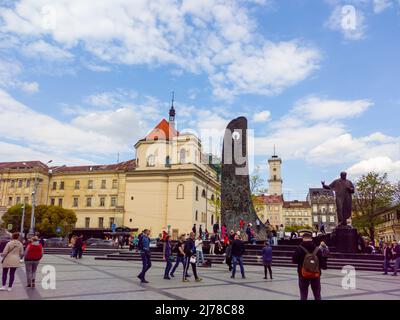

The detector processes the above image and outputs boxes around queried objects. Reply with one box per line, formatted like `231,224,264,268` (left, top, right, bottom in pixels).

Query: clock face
232,131,240,140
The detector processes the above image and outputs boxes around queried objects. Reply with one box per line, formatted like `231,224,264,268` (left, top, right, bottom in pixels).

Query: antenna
171,91,174,107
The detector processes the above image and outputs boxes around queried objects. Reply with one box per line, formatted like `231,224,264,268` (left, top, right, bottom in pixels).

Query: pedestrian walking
24,236,43,288
392,241,400,276
170,235,188,278
0,232,24,292
182,232,202,282
262,241,273,279
209,233,216,255
74,235,84,259
69,235,77,257
272,229,278,246
195,236,205,266
292,232,327,300
383,242,393,275
163,235,173,280
225,239,233,271
231,234,245,279
137,229,152,283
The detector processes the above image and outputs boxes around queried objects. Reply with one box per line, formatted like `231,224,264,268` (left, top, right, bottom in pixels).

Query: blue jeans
170,256,185,276
383,258,392,274
196,251,205,265
138,251,151,280
232,255,245,278
164,259,172,278
393,257,400,275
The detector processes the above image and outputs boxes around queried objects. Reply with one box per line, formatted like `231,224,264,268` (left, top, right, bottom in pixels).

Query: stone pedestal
334,227,359,253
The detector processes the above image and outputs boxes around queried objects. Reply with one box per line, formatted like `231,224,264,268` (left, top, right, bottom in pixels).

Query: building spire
273,144,276,156
169,91,175,124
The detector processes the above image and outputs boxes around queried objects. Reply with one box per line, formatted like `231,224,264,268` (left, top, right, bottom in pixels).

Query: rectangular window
26,180,30,188
101,180,106,189
10,180,15,188
58,198,63,207
321,215,327,223
74,181,80,189
100,197,105,207
50,198,55,206
110,197,117,207
16,196,21,204
60,181,65,190
112,179,118,189
86,197,92,207
98,217,104,229
85,217,90,228
313,216,318,223
24,196,29,204
52,181,57,190
18,180,22,188
109,217,115,228
88,180,93,189
312,205,318,213
329,216,335,223
73,197,78,207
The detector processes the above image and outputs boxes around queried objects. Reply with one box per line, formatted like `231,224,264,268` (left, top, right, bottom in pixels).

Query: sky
0,0,399,200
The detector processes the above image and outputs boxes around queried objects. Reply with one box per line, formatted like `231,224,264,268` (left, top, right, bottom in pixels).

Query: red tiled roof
0,161,48,170
145,119,178,141
283,200,310,209
257,194,284,204
51,159,136,173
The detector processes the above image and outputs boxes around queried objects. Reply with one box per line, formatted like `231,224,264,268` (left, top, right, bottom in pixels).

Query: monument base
333,226,359,253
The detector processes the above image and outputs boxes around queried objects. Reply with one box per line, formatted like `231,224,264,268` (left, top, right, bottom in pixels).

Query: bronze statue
322,172,355,227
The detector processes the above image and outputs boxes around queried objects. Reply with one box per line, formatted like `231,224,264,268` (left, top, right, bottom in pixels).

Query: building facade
307,188,336,233
282,200,312,228
258,194,284,228
375,206,400,243
267,153,282,196
0,107,220,238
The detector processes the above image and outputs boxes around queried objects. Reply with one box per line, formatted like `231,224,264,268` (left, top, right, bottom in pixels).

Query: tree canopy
1,204,77,237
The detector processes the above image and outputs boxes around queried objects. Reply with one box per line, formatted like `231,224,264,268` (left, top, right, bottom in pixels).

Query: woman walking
262,241,273,279
163,235,173,280
24,236,44,288
0,232,24,292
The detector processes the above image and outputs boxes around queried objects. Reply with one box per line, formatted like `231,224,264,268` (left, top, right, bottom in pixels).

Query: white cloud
84,89,138,108
20,81,39,93
347,156,400,180
373,0,393,13
85,64,112,72
0,0,320,100
292,96,372,121
253,110,271,123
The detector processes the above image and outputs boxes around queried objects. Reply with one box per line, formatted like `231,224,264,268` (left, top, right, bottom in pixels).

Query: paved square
1,255,399,300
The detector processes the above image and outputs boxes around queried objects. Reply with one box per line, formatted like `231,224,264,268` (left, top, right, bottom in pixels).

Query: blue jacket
262,246,273,263
164,240,171,258
141,234,150,252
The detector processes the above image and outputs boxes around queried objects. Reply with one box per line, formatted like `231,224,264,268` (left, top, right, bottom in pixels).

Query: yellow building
375,206,400,242
0,106,220,238
257,194,284,228
282,200,312,228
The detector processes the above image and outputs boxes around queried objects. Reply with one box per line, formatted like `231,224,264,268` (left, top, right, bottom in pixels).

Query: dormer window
147,155,155,167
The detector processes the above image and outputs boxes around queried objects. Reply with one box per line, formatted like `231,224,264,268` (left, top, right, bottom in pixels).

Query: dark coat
292,241,327,275
231,239,245,257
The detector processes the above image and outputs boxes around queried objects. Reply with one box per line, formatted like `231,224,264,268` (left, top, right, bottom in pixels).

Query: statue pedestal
334,227,358,253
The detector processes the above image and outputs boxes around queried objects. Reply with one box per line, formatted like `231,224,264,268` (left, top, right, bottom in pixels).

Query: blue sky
0,0,399,200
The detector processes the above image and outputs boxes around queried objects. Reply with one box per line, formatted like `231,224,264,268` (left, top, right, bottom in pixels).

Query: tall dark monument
221,117,268,240
322,171,359,253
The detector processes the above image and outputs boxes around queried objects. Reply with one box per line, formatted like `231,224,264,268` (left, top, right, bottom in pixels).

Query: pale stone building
257,194,284,228
375,206,400,243
307,188,336,233
282,200,312,228
0,106,220,239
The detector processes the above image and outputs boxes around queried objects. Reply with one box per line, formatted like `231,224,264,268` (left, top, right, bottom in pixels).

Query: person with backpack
163,235,173,280
292,232,327,300
137,229,152,283
24,236,44,288
182,232,202,283
262,241,273,280
0,232,24,292
170,235,189,278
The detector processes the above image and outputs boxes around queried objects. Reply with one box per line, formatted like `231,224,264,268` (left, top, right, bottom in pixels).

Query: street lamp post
20,202,26,235
28,160,52,236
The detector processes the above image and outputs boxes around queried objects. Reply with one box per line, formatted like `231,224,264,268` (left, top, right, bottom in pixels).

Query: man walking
392,241,400,276
383,242,393,275
182,232,202,282
231,234,245,279
292,232,327,300
137,229,152,283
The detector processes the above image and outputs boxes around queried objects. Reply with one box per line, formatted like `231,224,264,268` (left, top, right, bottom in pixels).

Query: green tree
250,166,268,215
352,172,397,242
208,185,221,223
2,204,77,237
284,225,312,233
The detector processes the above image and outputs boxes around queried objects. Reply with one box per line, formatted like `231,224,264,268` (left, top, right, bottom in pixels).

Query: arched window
195,210,198,221
165,156,170,167
201,189,206,198
147,155,155,167
177,184,184,199
196,186,199,201
211,194,215,201
180,149,186,163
